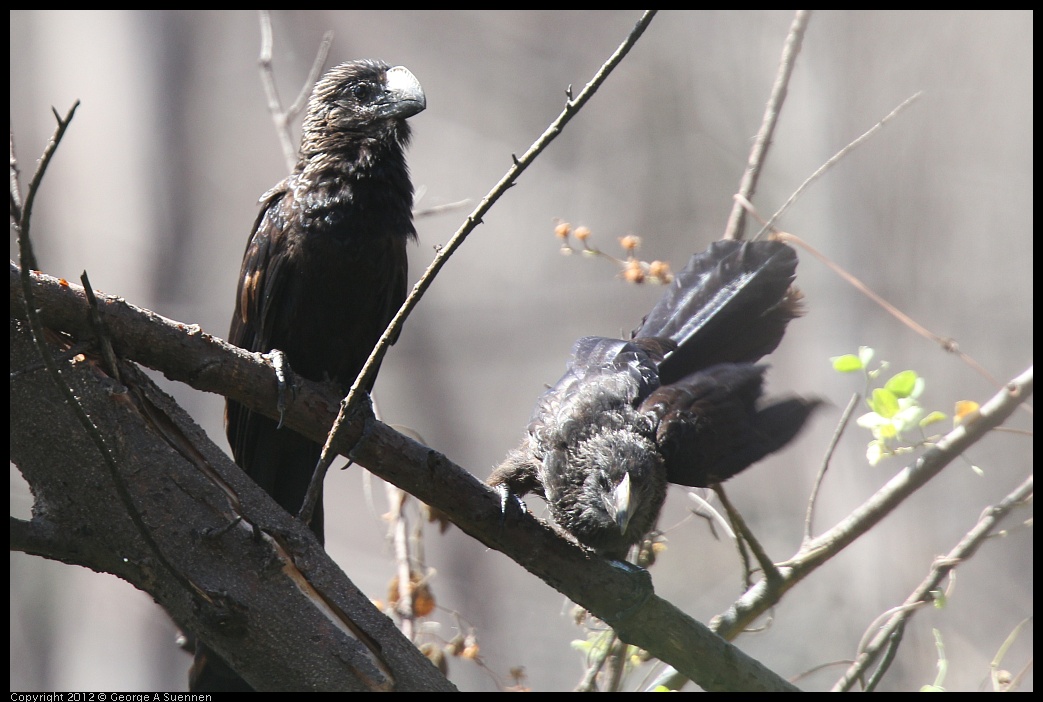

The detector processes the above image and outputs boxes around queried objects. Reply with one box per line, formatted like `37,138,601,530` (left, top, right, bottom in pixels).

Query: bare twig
755,91,923,239
737,192,1008,393
15,103,84,400
300,9,660,526
803,392,860,544
413,198,473,219
723,10,811,241
990,618,1033,692
10,130,24,229
257,10,334,172
716,485,781,588
778,231,1005,388
832,474,1033,691
80,270,122,383
711,365,1033,641
731,87,1014,395
386,484,417,641
12,103,213,606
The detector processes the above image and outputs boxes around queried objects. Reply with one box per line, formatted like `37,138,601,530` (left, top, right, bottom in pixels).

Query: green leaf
920,411,948,428
870,388,900,418
831,354,864,373
885,370,919,398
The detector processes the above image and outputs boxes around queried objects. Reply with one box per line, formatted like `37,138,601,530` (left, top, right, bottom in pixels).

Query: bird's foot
605,558,647,575
493,483,527,529
264,349,296,429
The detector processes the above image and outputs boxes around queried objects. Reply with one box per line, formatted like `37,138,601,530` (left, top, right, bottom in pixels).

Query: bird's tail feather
635,240,802,385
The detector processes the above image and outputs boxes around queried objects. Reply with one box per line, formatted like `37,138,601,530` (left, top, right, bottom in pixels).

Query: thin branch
990,618,1033,692
17,104,78,261
779,231,1005,388
738,192,1009,393
755,91,923,239
12,103,214,606
803,392,859,544
15,103,86,407
299,9,660,527
723,10,811,241
716,484,780,588
10,129,24,229
832,474,1033,691
257,10,333,172
81,270,122,383
413,198,472,219
711,365,1033,641
386,483,417,641
862,623,905,692
287,32,334,119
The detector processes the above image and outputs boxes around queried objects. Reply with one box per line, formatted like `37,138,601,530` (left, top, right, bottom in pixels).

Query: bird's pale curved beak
382,65,426,119
604,472,633,535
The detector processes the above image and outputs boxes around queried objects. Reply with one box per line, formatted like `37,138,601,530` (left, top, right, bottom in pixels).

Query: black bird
488,240,817,559
191,60,425,692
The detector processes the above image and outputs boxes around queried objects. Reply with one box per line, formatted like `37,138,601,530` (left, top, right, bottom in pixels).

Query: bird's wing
635,240,803,385
225,182,321,531
527,336,673,435
228,182,294,357
640,363,818,487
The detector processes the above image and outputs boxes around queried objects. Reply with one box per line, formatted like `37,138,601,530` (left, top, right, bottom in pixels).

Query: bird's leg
264,349,296,429
487,448,540,528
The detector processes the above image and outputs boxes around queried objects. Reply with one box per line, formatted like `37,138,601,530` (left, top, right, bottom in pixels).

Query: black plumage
192,59,425,692
227,59,424,541
488,240,817,559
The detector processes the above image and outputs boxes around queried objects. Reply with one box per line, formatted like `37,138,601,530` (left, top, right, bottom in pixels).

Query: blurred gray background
10,10,1032,692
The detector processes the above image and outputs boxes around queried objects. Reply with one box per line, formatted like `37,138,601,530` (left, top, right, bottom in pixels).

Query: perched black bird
227,59,424,541
191,60,425,692
488,240,817,559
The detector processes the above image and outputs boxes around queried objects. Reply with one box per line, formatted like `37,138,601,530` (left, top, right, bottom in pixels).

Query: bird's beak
605,472,633,535
380,65,427,120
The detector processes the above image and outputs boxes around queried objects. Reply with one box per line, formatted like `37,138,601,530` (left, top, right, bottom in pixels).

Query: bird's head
602,470,634,535
556,428,668,558
302,60,426,150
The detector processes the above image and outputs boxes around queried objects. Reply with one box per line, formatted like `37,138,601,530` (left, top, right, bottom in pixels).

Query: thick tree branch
11,263,795,692
9,318,454,692
13,261,1032,690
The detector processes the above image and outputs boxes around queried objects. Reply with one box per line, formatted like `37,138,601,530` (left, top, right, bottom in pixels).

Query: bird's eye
351,83,373,101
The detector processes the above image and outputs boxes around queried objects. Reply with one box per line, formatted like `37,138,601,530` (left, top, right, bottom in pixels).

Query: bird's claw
265,349,296,429
494,483,527,529
606,558,647,575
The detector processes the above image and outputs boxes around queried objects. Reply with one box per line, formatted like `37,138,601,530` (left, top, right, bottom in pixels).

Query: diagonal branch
723,10,811,241
832,473,1033,691
756,91,922,239
711,365,1033,641
256,10,333,172
11,264,794,691
300,9,660,527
